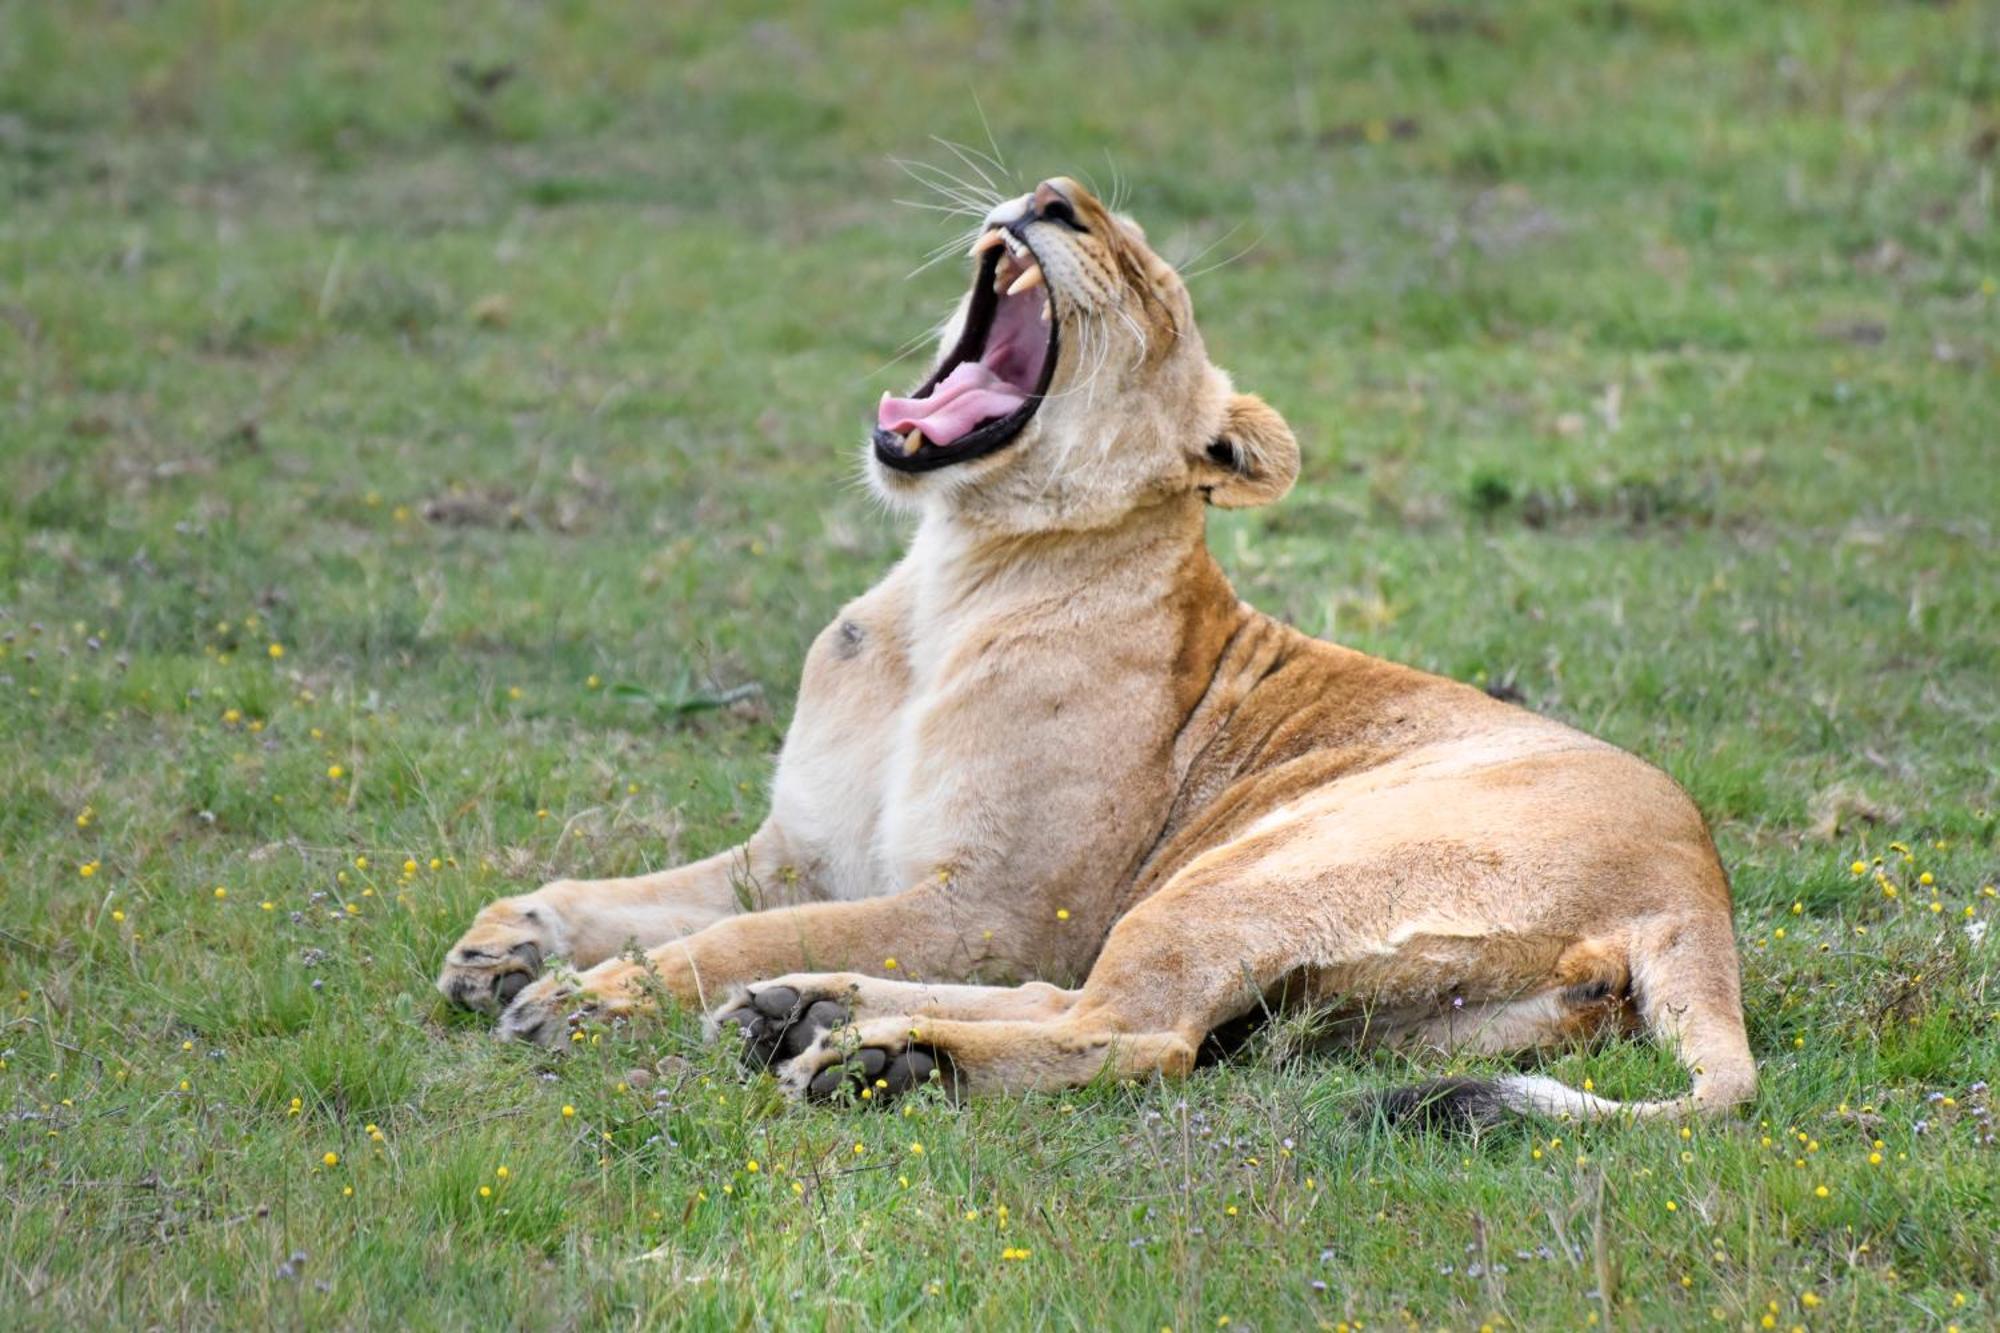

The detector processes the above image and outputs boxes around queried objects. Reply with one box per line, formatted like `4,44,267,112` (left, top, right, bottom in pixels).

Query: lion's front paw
438,898,566,1019
493,972,580,1045
495,961,647,1045
709,981,853,1070
437,937,547,1018
775,1017,960,1106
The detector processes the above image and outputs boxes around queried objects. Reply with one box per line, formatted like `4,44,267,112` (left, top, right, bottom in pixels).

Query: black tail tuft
1365,1077,1512,1131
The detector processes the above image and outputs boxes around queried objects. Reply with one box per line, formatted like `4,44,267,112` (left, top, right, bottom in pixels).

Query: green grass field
4,1,1997,1327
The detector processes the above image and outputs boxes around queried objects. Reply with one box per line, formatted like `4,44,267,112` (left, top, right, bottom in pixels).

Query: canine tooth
968,229,1005,257
1006,262,1045,296
902,429,924,456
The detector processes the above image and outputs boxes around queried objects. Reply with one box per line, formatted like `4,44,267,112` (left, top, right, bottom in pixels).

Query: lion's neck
894,495,1248,717
906,492,1216,616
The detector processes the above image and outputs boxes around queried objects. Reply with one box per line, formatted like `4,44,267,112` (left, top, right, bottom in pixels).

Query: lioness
439,178,1755,1122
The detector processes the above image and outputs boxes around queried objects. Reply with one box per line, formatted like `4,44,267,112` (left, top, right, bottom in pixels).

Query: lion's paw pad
717,986,850,1069
805,1045,952,1104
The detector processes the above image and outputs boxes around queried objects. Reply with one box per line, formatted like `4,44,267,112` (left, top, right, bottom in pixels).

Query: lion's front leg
775,1014,1196,1102
493,881,1007,1043
437,831,795,1019
700,973,1080,1069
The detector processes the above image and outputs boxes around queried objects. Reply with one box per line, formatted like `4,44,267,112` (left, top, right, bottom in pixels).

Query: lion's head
868,177,1298,531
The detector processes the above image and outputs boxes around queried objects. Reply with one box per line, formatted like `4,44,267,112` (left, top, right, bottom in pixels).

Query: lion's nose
1031,178,1082,229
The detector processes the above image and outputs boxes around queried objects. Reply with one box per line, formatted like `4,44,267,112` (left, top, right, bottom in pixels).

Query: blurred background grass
2,1,1997,1328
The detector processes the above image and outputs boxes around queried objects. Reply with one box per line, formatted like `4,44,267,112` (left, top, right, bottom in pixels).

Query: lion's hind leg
1370,910,1756,1126
1379,989,1624,1058
1378,939,1642,1058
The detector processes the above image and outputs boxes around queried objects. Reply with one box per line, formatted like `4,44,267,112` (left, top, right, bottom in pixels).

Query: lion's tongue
877,361,1027,447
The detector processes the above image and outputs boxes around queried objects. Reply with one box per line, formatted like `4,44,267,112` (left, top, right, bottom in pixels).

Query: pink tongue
877,361,1028,447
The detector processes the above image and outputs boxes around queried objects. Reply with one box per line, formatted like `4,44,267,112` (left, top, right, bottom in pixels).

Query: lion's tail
1368,1073,1699,1128
1368,912,1757,1128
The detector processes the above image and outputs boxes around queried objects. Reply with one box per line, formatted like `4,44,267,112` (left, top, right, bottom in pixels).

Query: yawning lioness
439,178,1755,1123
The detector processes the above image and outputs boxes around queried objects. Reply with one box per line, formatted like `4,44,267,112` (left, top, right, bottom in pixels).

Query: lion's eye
1038,196,1085,232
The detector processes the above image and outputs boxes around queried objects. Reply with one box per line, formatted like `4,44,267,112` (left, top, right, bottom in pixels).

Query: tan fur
438,179,1755,1120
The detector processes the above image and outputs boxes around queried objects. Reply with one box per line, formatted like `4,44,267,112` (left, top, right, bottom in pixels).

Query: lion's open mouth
873,230,1057,472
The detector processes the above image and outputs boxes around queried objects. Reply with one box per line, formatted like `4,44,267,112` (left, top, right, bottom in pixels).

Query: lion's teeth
902,429,924,456
1006,263,1045,296
1040,298,1051,322
969,229,1005,258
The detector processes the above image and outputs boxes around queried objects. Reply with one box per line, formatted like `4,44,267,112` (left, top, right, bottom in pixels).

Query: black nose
1031,179,1083,231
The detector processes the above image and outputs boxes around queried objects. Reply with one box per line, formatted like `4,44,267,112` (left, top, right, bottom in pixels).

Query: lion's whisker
859,313,956,385
1182,229,1267,283
1112,305,1148,370
1171,220,1247,275
1103,151,1130,214
891,157,1004,216
906,225,984,280
929,135,1012,202
965,95,1010,178
892,197,992,222
888,174,998,222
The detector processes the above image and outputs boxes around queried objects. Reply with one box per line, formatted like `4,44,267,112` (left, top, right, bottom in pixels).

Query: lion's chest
762,558,984,899
768,560,1102,903
766,603,904,901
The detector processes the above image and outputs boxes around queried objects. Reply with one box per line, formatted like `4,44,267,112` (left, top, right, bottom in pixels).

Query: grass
2,0,1997,1326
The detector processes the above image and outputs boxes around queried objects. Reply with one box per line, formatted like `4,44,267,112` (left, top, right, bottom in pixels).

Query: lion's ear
1195,393,1298,508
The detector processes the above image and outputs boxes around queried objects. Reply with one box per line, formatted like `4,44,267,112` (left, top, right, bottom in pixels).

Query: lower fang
902,429,924,456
